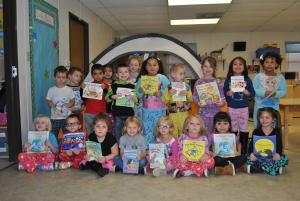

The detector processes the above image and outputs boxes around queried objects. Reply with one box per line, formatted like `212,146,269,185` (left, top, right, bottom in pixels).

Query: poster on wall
29,0,59,118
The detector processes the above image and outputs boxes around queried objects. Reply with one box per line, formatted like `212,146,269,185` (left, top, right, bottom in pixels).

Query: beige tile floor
0,119,300,201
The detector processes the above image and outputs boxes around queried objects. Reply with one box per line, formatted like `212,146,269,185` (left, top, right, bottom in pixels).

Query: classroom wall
16,0,116,143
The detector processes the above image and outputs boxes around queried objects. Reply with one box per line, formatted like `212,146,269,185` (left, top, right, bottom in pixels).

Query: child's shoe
173,169,183,178
223,163,235,176
247,165,251,174
237,164,248,173
18,163,24,171
152,168,167,177
215,166,224,175
98,168,109,177
279,167,283,175
59,162,72,169
204,169,208,177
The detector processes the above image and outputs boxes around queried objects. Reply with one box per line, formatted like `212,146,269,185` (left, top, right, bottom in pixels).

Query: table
280,98,300,149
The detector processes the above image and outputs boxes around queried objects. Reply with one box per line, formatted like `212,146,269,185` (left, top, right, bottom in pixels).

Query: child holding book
152,116,178,176
247,107,288,176
46,66,75,137
114,117,148,175
163,64,193,138
105,63,138,143
172,115,215,178
223,57,255,154
253,52,286,128
136,56,170,146
18,115,58,173
80,112,118,177
58,114,86,169
212,112,247,176
193,57,225,135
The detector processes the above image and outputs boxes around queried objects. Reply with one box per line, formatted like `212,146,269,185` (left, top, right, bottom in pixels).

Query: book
149,144,165,169
141,76,159,95
183,140,205,162
115,87,135,108
213,133,236,158
86,141,102,161
230,76,245,93
196,81,221,106
123,149,139,174
27,131,49,153
83,82,103,100
171,82,187,102
61,132,85,151
253,135,276,158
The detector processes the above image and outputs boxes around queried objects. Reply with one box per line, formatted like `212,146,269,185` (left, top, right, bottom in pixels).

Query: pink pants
228,107,249,132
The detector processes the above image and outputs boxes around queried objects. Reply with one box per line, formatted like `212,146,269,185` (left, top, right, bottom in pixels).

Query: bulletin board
29,0,59,118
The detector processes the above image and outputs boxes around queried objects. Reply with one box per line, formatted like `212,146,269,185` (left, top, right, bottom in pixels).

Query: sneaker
237,164,248,173
215,166,224,176
18,163,24,171
223,163,235,176
54,162,60,170
204,169,208,177
173,169,183,178
143,166,148,176
97,168,109,177
59,162,72,170
279,167,283,175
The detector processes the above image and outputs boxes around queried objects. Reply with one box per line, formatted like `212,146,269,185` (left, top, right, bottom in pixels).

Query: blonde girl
127,55,142,83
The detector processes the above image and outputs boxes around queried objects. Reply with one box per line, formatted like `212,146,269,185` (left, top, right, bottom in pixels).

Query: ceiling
81,0,300,35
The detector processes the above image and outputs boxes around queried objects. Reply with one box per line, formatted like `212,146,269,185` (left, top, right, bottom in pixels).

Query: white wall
16,0,116,143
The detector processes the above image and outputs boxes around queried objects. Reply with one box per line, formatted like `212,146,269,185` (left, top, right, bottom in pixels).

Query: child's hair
127,55,142,67
260,52,282,67
122,116,143,135
213,112,232,133
103,63,113,71
116,63,130,73
68,66,82,76
201,56,217,77
257,107,278,128
34,114,52,131
156,116,174,138
93,112,112,132
91,64,105,74
226,57,248,79
66,113,81,124
183,114,205,136
54,66,68,77
170,64,185,74
137,56,165,79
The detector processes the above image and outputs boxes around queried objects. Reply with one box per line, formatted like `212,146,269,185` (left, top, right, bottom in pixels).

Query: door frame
3,0,22,161
69,12,89,76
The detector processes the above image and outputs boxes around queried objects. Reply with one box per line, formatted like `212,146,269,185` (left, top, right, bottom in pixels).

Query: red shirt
84,81,109,114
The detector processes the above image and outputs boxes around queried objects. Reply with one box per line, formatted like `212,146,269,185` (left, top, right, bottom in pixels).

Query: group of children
18,52,288,177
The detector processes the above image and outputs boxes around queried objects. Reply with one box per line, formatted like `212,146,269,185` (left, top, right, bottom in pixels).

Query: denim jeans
114,116,128,143
114,155,147,169
85,113,96,136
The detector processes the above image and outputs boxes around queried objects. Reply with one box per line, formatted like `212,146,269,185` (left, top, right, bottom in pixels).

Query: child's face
263,57,278,74
232,59,244,75
259,111,275,128
94,120,108,138
55,72,68,87
146,58,159,76
116,67,130,81
187,117,201,136
126,122,139,137
35,119,48,131
215,121,230,134
104,67,113,80
129,59,140,73
92,69,104,82
158,121,171,136
66,117,81,133
171,68,185,82
68,71,82,85
202,61,214,78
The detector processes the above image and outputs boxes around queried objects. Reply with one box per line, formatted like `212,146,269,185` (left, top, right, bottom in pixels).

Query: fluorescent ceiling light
168,0,232,6
170,18,219,25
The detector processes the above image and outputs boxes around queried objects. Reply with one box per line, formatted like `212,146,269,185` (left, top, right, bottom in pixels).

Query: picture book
171,82,187,102
183,140,205,162
116,87,135,108
86,141,102,161
52,97,71,118
213,134,236,158
141,76,159,95
149,143,165,169
83,82,103,100
253,135,276,159
230,76,245,93
27,131,49,153
196,81,221,106
61,132,85,151
123,149,139,174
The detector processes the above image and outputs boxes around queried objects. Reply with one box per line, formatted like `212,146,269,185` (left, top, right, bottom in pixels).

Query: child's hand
111,94,118,100
198,101,204,108
81,83,86,89
163,159,168,167
243,89,250,96
139,87,145,93
73,149,80,155
136,155,142,160
226,90,234,97
265,90,275,98
155,91,162,98
235,151,241,156
130,96,138,103
273,153,281,161
24,142,31,150
180,155,187,163
98,156,106,164
179,90,188,96
66,150,73,156
250,153,257,161
201,154,209,161
44,140,51,148
100,84,105,89
168,89,177,96
216,101,224,107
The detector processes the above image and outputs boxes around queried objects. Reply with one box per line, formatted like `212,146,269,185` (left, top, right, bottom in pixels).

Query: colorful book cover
123,149,139,174
171,82,187,102
149,144,165,169
27,131,49,153
141,76,159,95
213,133,236,158
183,140,205,162
52,97,71,118
83,82,103,100
253,135,276,158
86,141,102,161
196,81,221,106
230,76,245,93
61,132,85,151
115,87,135,108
